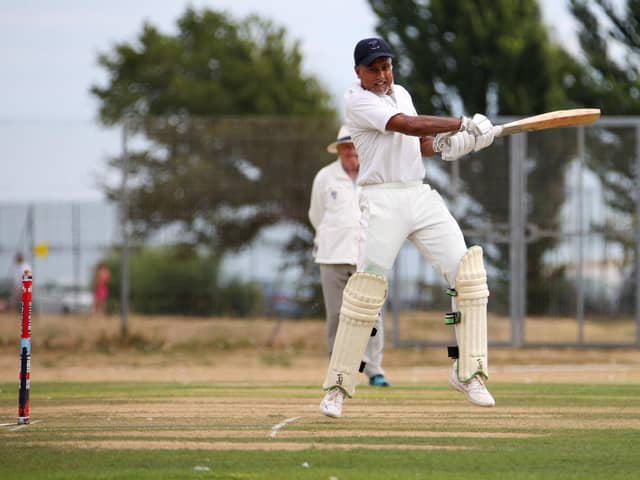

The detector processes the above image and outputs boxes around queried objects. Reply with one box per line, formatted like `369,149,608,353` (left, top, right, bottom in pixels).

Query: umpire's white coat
308,160,361,265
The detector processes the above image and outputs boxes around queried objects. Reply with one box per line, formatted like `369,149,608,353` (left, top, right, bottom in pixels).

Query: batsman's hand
461,113,495,152
434,131,476,161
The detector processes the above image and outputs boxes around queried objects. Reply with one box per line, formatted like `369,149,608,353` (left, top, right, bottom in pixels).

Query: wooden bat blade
494,108,601,137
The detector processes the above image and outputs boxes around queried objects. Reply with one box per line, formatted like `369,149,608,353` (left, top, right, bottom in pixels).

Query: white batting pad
454,246,490,382
323,272,388,397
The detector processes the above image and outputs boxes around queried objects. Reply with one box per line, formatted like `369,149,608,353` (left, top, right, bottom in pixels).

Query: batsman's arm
420,136,440,157
420,136,437,156
386,113,462,138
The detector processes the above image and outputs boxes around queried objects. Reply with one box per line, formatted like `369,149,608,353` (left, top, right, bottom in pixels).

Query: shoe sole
449,379,495,407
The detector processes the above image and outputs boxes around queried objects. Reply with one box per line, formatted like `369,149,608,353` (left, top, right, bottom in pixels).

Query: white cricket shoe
449,368,496,407
320,387,346,418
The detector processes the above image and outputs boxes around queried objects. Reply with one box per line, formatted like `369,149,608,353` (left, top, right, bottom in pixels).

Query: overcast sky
0,0,576,202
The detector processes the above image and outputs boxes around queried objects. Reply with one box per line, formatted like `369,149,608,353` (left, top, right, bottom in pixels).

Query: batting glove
434,131,476,161
461,113,495,152
459,115,474,132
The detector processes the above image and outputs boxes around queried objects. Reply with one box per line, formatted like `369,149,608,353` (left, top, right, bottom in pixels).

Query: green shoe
369,374,390,387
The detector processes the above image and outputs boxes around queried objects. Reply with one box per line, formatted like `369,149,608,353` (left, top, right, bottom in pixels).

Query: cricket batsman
320,37,496,418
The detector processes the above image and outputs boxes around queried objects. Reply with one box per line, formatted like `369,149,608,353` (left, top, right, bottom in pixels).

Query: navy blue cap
354,37,394,66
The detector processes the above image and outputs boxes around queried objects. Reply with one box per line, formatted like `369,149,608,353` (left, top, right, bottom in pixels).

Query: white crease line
9,420,42,432
0,422,17,427
269,416,302,438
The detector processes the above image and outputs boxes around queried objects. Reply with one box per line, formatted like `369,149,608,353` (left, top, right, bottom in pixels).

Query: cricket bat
493,108,601,137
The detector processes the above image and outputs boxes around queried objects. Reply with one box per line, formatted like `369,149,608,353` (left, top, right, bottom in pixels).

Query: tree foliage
104,246,263,316
569,0,640,311
91,8,338,253
570,0,640,114
92,8,334,121
367,0,593,312
368,0,586,116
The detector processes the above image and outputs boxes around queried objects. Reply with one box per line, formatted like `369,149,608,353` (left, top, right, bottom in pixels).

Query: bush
105,246,262,316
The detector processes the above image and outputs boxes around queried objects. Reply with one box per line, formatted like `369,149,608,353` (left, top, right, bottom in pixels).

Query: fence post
636,123,640,347
72,203,81,301
119,122,130,338
576,126,585,344
509,133,526,347
391,256,400,347
26,205,35,272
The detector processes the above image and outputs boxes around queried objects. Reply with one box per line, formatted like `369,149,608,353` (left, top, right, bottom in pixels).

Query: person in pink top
93,261,111,315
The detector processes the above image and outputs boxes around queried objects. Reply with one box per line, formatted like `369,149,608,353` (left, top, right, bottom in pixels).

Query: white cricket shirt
345,81,424,185
308,160,361,265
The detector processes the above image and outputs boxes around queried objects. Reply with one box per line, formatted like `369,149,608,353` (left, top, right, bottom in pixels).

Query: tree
103,246,263,316
367,0,592,313
570,0,640,114
91,8,338,254
569,0,640,312
368,0,584,116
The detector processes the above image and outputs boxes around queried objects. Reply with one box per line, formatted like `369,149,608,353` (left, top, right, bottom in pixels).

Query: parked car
36,284,93,314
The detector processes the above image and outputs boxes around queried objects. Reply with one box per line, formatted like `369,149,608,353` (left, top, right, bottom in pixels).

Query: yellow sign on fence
33,242,49,258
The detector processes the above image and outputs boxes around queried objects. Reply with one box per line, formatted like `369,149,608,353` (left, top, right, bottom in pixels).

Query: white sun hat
326,125,353,154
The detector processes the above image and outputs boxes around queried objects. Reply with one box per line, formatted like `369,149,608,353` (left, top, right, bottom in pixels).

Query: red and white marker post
18,270,33,425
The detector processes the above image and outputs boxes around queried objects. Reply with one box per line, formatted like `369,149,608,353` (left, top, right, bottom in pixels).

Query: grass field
1,382,640,479
0,312,639,478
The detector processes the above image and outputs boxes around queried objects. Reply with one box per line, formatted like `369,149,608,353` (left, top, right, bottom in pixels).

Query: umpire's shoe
369,374,390,387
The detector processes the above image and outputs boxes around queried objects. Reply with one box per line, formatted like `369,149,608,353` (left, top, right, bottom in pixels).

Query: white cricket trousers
358,182,468,286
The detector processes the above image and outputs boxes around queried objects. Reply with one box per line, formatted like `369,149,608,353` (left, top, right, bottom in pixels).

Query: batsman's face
356,57,393,96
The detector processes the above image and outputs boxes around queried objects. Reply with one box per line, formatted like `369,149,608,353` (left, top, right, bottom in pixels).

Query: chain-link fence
0,202,118,314
2,116,639,347
391,117,640,348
